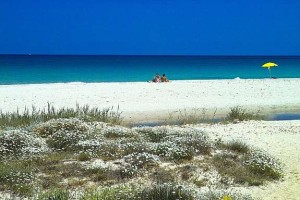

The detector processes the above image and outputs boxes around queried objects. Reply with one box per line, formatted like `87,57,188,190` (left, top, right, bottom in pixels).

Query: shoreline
1,77,300,86
1,79,300,123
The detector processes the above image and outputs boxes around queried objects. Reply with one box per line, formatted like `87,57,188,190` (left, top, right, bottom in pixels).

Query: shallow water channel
269,113,300,121
132,113,300,127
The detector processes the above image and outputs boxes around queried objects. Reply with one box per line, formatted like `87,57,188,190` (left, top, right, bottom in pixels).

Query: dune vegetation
0,106,282,200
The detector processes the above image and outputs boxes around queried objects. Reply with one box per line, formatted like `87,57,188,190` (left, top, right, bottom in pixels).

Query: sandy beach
191,120,300,200
1,79,300,122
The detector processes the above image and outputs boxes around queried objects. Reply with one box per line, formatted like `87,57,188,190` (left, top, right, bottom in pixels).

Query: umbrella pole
268,68,271,78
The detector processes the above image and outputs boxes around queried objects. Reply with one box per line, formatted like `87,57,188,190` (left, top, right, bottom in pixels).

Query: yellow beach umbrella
262,62,278,78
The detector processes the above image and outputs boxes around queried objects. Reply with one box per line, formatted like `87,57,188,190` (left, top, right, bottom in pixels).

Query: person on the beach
160,74,169,82
152,73,161,82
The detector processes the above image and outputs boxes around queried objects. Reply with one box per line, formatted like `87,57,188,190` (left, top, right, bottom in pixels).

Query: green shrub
82,184,195,200
123,152,160,170
36,119,98,151
0,129,47,158
34,118,90,138
170,147,194,163
137,184,195,200
11,184,34,196
81,185,138,200
213,149,282,186
0,161,35,195
76,139,101,153
135,127,168,142
36,189,70,200
243,150,283,180
175,131,212,155
103,126,136,139
120,141,153,155
212,153,263,186
197,189,254,200
151,168,176,183
225,140,250,154
179,165,196,181
225,106,262,121
97,141,152,160
87,168,110,182
154,141,174,156
116,165,139,179
46,130,87,151
81,184,254,200
97,142,125,160
77,152,91,161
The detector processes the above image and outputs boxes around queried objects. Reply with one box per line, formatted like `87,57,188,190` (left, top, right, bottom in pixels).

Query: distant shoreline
1,77,300,86
1,54,300,56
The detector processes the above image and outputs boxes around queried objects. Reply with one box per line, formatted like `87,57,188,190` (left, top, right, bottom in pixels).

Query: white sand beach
1,79,300,122
0,79,300,121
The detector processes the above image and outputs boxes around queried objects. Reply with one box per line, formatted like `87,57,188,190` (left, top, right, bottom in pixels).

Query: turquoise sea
0,55,300,84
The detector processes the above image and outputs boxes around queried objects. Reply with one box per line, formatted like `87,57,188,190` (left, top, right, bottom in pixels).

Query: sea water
0,55,300,84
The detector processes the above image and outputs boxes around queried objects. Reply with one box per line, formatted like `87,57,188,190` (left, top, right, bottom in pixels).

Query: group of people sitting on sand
150,73,170,83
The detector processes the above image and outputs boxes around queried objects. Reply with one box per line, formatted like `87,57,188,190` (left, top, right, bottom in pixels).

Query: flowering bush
76,139,102,153
0,117,283,199
135,127,168,142
33,118,102,151
46,129,89,151
0,161,35,195
117,163,140,179
0,166,34,185
120,141,154,155
33,118,90,137
98,141,125,160
243,149,283,179
103,126,137,139
153,141,175,156
170,146,194,162
0,129,47,157
174,130,213,155
123,152,160,169
151,140,193,162
97,140,154,160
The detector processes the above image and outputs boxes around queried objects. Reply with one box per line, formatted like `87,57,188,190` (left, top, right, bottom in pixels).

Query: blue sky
0,0,300,55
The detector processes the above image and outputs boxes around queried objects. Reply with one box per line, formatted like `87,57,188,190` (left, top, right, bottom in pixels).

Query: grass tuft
225,106,263,122
36,189,70,200
0,103,123,128
138,184,195,200
77,152,91,161
165,108,217,125
224,140,250,154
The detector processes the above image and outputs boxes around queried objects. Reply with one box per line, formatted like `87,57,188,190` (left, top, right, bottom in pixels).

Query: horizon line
1,54,300,57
